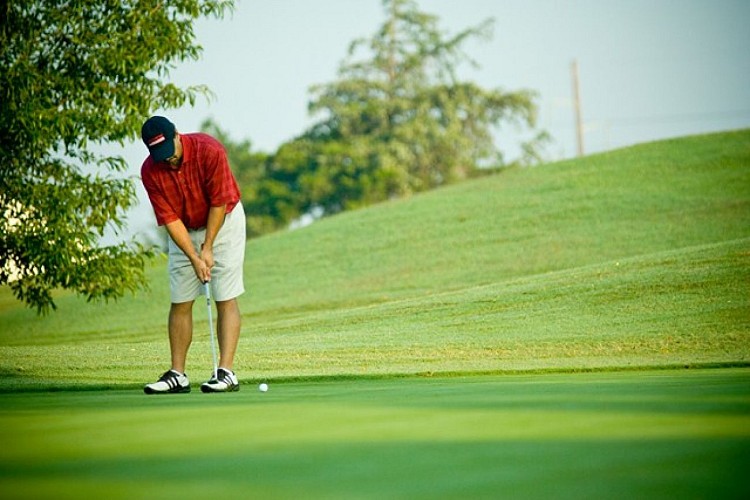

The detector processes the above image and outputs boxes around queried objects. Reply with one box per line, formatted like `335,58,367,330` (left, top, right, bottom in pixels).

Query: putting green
1,368,749,498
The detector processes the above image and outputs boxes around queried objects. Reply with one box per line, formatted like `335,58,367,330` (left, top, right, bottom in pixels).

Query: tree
291,0,541,213
0,0,233,314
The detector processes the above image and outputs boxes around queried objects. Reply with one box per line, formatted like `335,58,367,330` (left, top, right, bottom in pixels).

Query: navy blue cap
141,116,176,162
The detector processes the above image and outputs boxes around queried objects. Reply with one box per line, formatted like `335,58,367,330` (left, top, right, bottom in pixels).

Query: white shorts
168,204,246,303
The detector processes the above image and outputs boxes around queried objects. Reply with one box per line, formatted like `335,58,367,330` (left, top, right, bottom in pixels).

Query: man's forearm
166,219,212,282
165,219,199,262
202,204,227,250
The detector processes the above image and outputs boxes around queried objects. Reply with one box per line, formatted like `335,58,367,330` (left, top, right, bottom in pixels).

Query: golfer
140,116,246,394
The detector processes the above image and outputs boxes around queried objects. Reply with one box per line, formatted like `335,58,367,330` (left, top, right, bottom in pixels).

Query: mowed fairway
1,369,749,499
1,130,749,497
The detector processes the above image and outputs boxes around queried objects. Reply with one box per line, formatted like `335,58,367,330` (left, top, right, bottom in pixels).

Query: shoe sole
200,384,240,393
144,386,191,395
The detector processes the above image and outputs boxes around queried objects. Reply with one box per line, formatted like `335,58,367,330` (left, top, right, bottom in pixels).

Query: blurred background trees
0,0,544,311
215,0,545,237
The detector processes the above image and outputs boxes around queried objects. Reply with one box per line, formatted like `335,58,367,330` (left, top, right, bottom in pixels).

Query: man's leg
216,298,241,370
169,301,194,373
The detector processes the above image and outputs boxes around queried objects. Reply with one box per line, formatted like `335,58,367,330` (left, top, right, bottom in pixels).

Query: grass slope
0,130,748,386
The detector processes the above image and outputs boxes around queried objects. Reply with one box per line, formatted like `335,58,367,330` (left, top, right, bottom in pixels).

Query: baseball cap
141,116,176,162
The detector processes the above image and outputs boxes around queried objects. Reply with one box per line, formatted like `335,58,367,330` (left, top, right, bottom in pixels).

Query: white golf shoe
144,370,191,394
201,368,240,393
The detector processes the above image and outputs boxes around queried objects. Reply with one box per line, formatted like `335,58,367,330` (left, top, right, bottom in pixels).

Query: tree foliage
0,0,233,313
271,0,542,221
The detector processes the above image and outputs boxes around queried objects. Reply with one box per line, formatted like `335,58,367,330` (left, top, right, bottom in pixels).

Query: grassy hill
1,129,748,388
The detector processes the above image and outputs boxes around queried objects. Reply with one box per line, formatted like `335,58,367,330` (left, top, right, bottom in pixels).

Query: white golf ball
258,383,268,392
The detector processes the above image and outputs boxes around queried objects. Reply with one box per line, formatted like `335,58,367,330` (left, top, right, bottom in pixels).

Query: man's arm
165,219,211,283
199,204,227,278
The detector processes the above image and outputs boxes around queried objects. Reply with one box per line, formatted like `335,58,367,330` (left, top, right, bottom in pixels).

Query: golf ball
258,383,268,392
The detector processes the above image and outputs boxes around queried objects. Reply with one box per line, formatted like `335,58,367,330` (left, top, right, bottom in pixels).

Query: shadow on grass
1,361,748,394
1,439,748,498
0,366,141,393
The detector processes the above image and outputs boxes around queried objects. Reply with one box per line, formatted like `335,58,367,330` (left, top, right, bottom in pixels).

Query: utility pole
571,59,584,157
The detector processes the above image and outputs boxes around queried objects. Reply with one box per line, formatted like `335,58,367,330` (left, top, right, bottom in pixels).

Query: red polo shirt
141,133,241,229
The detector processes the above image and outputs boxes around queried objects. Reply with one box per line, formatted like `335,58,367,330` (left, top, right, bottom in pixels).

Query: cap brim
150,140,175,162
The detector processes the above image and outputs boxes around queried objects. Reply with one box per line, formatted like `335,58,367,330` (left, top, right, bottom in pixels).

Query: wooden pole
571,59,584,157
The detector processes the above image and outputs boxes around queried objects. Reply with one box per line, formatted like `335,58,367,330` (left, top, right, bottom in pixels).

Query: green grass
1,129,748,385
0,130,748,497
1,369,749,499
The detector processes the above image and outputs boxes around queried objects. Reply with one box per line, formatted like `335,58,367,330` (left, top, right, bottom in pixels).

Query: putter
204,281,219,381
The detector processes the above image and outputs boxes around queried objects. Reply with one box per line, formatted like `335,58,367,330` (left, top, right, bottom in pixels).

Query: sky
118,0,750,240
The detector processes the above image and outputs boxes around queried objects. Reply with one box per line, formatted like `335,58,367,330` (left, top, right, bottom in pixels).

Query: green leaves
273,0,543,223
206,0,544,239
0,0,233,313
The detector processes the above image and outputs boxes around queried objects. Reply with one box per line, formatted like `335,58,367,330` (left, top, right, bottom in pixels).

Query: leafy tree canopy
290,0,543,215
210,0,546,236
0,0,233,313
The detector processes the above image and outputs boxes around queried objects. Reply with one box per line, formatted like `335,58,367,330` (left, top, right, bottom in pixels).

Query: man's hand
165,219,212,283
199,243,215,281
198,204,225,283
190,253,212,283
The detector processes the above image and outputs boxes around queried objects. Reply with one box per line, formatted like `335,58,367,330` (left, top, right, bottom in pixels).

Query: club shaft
204,282,219,379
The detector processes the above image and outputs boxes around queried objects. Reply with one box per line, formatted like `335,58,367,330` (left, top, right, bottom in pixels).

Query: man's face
164,134,183,168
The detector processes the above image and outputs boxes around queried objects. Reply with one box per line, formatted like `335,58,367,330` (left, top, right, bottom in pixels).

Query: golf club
204,281,219,381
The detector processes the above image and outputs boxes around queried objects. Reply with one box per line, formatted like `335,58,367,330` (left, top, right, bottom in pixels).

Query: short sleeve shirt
141,133,241,229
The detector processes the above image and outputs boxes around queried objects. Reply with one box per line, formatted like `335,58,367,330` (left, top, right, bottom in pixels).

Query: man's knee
170,301,194,315
216,298,239,314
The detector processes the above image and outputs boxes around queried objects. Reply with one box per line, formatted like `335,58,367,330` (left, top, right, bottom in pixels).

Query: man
140,116,246,394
